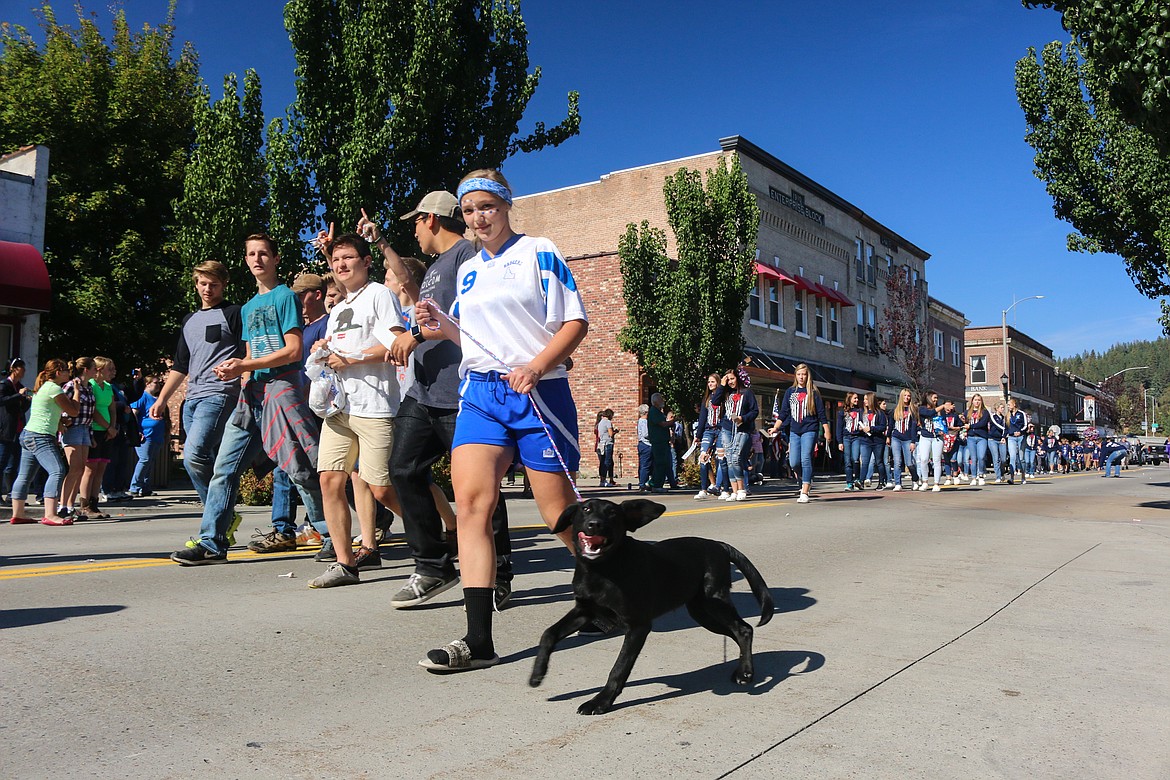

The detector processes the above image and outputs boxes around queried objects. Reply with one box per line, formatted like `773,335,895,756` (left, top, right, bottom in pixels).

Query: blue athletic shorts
453,371,580,473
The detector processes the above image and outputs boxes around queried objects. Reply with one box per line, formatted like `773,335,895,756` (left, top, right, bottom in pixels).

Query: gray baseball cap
399,191,462,221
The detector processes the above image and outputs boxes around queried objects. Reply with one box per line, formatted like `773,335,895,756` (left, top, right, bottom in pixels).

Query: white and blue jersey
449,233,586,472
450,234,587,378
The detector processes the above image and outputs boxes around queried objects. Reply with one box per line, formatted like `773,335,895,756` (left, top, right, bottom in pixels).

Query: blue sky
6,0,1162,359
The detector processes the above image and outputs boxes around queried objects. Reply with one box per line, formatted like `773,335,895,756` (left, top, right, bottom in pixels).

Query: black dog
529,498,774,715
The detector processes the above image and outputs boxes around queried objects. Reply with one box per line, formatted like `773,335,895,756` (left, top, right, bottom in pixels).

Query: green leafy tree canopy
618,155,760,420
282,0,581,253
0,2,199,368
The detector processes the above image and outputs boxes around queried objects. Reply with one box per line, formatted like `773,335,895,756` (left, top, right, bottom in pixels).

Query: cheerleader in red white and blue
864,393,891,489
769,363,831,503
836,392,865,491
414,169,587,673
964,393,992,485
990,402,1009,482
1006,398,1029,484
888,388,920,491
693,372,724,499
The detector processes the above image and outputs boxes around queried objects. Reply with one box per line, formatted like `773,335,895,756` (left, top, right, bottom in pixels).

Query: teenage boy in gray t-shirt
151,261,244,506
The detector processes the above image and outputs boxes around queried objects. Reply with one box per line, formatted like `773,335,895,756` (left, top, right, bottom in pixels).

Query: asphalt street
2,467,1168,779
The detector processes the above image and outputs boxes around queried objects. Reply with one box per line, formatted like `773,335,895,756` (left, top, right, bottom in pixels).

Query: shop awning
817,284,855,307
0,241,51,312
753,262,782,280
790,274,820,294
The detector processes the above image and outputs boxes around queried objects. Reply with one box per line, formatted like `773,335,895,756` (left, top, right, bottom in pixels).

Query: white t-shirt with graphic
451,234,588,379
324,282,404,417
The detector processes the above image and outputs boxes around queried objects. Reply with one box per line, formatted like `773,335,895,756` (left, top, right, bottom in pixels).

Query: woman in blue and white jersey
964,393,991,485
888,388,919,490
769,363,831,504
916,390,944,492
416,169,588,673
989,402,1009,482
693,372,725,499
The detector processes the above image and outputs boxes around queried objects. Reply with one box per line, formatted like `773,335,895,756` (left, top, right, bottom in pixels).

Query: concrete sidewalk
2,467,1168,778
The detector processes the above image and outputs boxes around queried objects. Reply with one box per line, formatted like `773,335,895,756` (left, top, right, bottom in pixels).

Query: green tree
174,69,315,299
1016,27,1170,332
282,0,581,249
175,70,268,298
0,3,198,367
1023,2,1170,148
618,155,760,420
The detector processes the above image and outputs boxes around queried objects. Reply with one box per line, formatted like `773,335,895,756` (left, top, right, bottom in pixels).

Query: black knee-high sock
463,587,495,658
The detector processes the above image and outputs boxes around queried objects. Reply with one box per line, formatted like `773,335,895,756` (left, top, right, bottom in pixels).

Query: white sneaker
994,477,1003,484
694,490,708,500
885,482,896,490
892,484,902,492
943,477,953,486
978,477,986,486
932,484,941,492
718,491,731,501
918,483,929,491
735,490,747,501
796,493,810,504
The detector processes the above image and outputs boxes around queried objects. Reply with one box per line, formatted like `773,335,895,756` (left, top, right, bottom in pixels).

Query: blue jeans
723,429,749,483
12,430,67,500
1024,448,1036,476
1105,450,1125,477
698,430,717,492
182,393,235,504
270,466,299,529
1007,436,1023,477
1047,451,1059,472
890,438,917,486
637,442,652,488
967,437,988,479
990,440,1007,479
842,435,862,485
130,438,163,493
597,442,614,484
867,439,888,484
0,438,19,496
195,399,325,555
788,430,817,485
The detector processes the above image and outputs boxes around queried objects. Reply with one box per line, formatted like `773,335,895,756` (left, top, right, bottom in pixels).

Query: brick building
964,325,1056,428
0,145,51,369
927,297,969,408
511,135,947,477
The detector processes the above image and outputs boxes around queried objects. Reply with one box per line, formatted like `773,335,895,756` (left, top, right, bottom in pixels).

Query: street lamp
1000,372,1009,419
1101,366,1149,383
1001,295,1044,401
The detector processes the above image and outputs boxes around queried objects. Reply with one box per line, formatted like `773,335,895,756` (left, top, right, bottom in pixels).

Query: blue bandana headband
457,177,513,205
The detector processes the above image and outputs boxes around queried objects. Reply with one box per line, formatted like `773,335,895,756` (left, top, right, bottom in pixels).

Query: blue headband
457,177,513,205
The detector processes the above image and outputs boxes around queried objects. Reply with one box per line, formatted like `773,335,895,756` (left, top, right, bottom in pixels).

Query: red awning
0,241,51,313
790,274,820,294
753,262,782,280
818,284,856,307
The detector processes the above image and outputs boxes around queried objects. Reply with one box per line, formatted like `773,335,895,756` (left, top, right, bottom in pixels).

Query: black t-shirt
408,239,476,409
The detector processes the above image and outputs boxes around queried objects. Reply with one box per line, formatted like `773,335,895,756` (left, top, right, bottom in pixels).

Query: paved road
2,467,1169,779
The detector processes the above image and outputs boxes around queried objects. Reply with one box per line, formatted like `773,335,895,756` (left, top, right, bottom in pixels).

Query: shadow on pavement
0,551,172,568
0,604,126,629
538,649,826,712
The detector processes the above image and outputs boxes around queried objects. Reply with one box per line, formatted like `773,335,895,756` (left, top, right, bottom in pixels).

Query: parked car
1142,445,1167,466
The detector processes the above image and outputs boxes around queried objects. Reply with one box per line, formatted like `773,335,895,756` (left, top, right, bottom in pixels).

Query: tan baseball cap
290,273,326,294
399,191,462,221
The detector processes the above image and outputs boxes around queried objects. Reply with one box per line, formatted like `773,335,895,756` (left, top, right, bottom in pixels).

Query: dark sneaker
578,616,618,637
494,580,512,611
247,528,297,553
308,562,359,589
389,572,459,608
171,545,227,566
314,538,337,562
353,545,382,571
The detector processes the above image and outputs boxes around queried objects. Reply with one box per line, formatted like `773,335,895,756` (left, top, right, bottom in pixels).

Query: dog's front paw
732,667,754,686
528,671,545,688
577,696,612,715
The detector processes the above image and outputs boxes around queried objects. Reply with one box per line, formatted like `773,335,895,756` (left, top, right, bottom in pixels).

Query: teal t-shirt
647,406,670,446
241,285,304,382
27,381,64,435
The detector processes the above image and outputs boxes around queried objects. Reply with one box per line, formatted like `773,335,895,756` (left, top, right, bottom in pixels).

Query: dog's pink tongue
579,533,605,548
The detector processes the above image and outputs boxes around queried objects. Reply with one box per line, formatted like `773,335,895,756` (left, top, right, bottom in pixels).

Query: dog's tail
722,543,774,626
